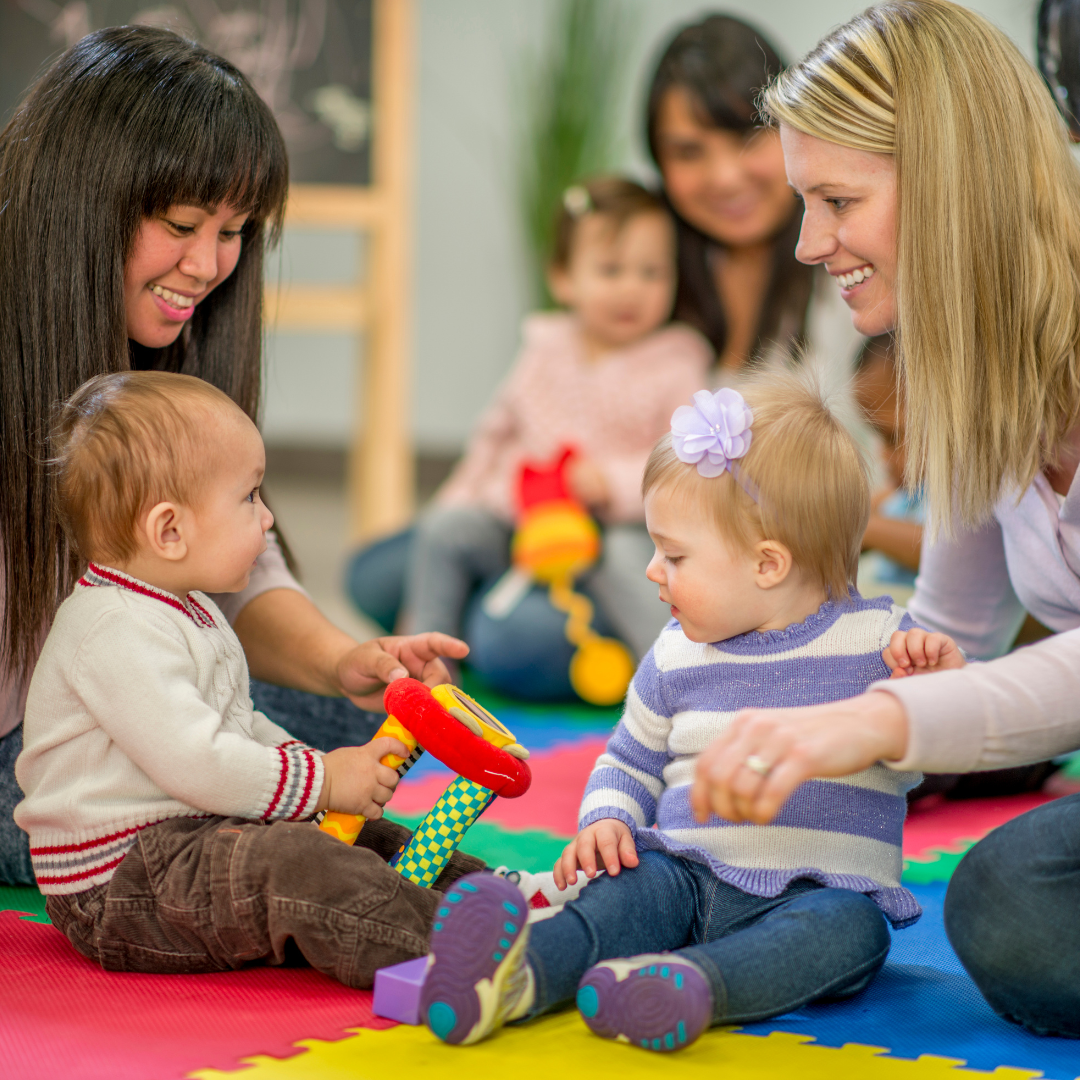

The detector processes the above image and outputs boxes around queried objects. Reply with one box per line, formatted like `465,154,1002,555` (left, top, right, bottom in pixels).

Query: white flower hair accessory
671,388,753,478
562,185,592,218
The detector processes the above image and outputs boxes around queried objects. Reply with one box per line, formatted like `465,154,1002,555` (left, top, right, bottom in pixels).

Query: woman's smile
147,283,197,320
832,264,876,292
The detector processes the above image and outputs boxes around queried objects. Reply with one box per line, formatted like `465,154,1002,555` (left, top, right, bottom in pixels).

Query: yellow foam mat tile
188,1012,1049,1080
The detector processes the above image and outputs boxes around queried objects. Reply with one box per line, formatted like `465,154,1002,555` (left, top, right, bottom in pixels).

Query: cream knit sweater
15,565,324,894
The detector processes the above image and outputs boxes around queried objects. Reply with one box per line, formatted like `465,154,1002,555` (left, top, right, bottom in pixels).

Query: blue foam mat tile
740,883,1080,1078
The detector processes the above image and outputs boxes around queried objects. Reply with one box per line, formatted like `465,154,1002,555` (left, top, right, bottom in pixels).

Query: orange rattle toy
510,446,635,705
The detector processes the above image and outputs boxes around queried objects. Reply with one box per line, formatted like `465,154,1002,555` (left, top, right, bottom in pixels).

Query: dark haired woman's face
654,88,795,249
124,204,250,348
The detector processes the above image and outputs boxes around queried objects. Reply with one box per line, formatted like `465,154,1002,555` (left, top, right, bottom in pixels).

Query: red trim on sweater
187,595,217,627
29,823,145,856
263,746,289,820
34,853,129,886
80,564,215,628
291,749,317,820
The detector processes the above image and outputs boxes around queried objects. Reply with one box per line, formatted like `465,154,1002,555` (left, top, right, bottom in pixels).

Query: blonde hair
763,0,1080,532
52,371,249,562
642,371,870,599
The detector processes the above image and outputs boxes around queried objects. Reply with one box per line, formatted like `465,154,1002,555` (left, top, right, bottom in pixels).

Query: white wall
264,0,1039,453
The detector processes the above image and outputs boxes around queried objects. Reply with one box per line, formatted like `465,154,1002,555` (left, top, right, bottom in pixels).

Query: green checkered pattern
393,775,496,887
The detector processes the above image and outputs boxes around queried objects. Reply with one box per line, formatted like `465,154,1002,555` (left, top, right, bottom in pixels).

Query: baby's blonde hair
52,371,249,563
642,372,870,599
762,0,1080,532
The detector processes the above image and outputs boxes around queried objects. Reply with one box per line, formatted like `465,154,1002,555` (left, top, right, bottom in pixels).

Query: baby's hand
883,629,965,678
553,819,637,890
316,737,408,818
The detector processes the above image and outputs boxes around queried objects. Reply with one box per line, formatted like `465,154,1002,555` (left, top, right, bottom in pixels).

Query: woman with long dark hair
645,14,862,378
0,26,466,884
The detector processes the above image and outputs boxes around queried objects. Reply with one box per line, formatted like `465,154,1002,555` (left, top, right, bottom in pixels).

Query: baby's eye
665,554,683,565
246,488,259,504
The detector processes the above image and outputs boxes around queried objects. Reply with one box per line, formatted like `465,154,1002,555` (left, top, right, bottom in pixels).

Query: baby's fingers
556,839,581,889
618,828,639,870
575,833,600,879
596,828,624,876
887,631,914,669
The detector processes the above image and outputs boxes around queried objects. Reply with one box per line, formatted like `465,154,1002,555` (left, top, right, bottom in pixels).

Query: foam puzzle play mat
3,683,1079,1080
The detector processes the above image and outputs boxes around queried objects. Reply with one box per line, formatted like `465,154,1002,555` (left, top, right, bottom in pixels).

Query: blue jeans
0,724,34,885
525,850,891,1024
0,683,384,886
944,793,1080,1038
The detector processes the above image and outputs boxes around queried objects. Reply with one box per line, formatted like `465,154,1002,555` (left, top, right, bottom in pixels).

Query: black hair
644,14,813,361
1038,0,1080,137
0,25,288,682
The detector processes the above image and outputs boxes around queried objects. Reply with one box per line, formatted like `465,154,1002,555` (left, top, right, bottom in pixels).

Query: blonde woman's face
780,126,897,336
654,88,796,249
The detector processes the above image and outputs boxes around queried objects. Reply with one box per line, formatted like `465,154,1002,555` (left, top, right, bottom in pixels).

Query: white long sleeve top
882,472,1080,772
15,564,324,894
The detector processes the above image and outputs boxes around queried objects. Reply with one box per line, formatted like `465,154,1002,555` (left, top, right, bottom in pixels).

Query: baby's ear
143,501,188,562
753,539,793,589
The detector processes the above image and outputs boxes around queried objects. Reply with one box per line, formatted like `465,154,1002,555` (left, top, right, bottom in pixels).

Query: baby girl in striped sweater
416,372,964,1051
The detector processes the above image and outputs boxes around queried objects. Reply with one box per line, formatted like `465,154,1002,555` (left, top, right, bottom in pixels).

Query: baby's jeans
45,814,484,989
526,849,891,1025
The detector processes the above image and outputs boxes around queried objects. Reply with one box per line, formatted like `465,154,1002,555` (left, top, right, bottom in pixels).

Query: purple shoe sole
420,873,529,1045
576,956,713,1052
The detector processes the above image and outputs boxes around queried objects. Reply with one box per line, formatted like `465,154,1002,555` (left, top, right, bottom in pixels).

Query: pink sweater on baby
437,312,712,524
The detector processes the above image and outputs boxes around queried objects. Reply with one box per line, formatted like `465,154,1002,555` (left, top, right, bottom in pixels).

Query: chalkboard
0,0,373,185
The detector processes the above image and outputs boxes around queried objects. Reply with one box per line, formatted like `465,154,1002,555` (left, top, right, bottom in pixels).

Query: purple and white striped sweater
579,593,924,927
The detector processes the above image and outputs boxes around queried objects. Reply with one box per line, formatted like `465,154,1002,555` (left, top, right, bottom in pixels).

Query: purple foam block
373,955,430,1025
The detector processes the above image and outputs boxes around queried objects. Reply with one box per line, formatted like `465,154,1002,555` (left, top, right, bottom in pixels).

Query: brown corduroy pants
46,814,485,989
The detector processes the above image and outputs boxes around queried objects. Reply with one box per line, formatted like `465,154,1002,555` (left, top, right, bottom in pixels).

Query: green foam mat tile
387,814,567,873
0,884,50,922
901,844,975,885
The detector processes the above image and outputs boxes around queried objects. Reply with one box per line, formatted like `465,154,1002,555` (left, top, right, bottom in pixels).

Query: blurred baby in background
350,176,711,699
855,335,923,603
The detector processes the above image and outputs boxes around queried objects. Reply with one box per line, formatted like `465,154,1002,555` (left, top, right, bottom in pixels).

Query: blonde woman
689,0,1080,1038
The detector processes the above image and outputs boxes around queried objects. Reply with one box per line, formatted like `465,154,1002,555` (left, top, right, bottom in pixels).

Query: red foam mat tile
0,910,393,1080
902,791,1057,858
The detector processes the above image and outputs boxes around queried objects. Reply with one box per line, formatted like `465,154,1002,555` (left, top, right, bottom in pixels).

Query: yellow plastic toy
317,680,532,888
511,447,635,706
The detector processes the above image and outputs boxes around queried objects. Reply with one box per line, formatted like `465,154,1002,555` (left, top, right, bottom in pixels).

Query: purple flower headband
671,388,753,478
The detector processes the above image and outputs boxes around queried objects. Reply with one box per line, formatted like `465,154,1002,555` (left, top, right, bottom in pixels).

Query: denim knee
347,528,412,631
945,803,1080,1038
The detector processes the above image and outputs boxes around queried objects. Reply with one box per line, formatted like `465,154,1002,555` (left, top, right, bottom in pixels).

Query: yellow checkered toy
317,679,532,887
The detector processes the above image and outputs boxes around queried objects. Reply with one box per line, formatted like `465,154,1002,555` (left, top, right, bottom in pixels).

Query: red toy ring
383,680,532,799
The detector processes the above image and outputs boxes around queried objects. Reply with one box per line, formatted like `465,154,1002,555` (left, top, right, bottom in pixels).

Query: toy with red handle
318,680,532,888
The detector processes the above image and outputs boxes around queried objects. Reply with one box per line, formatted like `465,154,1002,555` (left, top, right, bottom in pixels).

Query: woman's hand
336,632,471,710
554,818,638,889
689,691,910,826
883,628,965,678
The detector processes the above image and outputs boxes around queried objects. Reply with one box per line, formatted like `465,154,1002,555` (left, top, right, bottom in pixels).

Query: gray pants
403,506,667,660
